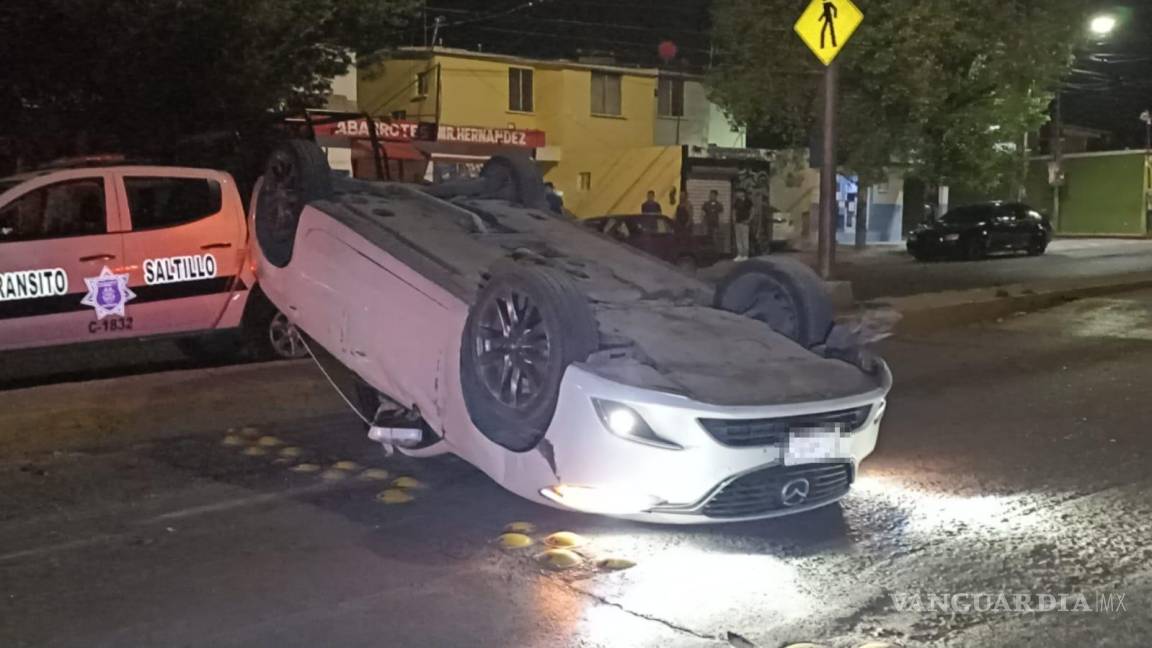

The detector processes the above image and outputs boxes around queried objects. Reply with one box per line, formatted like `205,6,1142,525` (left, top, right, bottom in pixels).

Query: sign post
794,0,863,279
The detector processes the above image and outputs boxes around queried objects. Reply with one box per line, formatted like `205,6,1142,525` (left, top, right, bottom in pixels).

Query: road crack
563,580,726,643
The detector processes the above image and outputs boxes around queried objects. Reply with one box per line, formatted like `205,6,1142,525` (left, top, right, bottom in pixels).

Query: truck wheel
714,258,834,348
241,288,309,360
460,262,599,451
255,139,332,268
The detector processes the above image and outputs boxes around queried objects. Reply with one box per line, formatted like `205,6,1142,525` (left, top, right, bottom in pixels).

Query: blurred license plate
784,429,842,465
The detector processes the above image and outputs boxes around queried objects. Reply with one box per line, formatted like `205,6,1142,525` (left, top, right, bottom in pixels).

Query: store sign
316,119,544,148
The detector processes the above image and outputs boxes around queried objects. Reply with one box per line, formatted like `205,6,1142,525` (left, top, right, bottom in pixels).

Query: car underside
249,141,892,522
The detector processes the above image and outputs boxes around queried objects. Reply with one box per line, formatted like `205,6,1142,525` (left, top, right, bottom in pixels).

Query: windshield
940,205,992,224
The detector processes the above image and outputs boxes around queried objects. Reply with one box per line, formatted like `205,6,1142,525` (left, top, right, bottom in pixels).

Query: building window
415,71,429,97
578,172,592,191
657,77,684,117
590,72,622,116
508,67,534,112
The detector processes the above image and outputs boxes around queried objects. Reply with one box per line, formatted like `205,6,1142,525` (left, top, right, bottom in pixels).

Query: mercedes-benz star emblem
780,478,811,507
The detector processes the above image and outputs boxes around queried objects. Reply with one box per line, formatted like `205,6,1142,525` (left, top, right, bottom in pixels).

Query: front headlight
540,484,663,514
944,233,961,242
592,398,683,450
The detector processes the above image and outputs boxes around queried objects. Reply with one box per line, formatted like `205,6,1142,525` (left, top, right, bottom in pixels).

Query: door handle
79,254,116,262
201,242,233,250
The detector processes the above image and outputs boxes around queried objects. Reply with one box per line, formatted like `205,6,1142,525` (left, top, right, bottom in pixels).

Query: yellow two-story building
345,47,748,219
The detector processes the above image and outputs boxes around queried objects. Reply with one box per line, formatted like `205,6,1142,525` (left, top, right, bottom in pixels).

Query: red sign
315,119,544,148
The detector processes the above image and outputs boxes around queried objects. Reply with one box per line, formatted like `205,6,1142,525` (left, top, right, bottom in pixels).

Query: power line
465,24,711,56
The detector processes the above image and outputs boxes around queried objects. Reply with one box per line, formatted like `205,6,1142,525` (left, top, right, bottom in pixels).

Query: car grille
702,463,852,518
698,405,872,448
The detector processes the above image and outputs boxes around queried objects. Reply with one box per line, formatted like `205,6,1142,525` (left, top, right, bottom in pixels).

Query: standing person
544,182,564,215
701,190,724,250
641,190,662,214
733,189,754,261
674,190,694,239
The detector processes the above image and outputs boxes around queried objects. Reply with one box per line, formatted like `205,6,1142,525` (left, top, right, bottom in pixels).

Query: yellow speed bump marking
376,489,414,504
239,426,261,438
544,531,586,548
278,446,303,458
332,460,362,472
596,557,636,571
391,476,424,489
504,521,536,534
320,468,349,481
359,468,391,481
242,446,268,457
272,458,294,466
221,435,246,447
256,436,283,447
498,533,534,549
535,548,582,570
290,463,321,474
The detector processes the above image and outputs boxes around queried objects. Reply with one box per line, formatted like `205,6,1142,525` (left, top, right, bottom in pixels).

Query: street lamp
1089,14,1117,37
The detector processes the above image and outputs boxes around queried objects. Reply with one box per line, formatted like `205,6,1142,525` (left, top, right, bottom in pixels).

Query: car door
1009,204,1038,248
0,172,127,350
114,169,245,337
986,205,1017,251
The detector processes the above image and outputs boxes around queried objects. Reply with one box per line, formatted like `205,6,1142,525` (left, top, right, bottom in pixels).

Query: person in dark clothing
641,190,662,214
674,190,693,238
701,190,724,248
733,189,754,260
544,182,564,214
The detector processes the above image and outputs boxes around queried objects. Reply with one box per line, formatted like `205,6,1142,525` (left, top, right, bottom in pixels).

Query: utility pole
817,60,839,279
1051,91,1063,231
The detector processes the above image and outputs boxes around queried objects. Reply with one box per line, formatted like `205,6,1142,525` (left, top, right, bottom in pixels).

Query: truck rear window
125,177,222,230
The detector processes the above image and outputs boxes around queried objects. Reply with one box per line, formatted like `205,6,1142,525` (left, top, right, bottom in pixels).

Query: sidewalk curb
863,272,1152,335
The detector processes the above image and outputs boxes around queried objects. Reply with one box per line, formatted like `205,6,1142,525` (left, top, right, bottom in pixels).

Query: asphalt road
3,292,1152,647
827,239,1152,300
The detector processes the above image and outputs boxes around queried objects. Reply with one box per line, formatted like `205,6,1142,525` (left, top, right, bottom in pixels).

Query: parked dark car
581,213,724,270
907,202,1053,261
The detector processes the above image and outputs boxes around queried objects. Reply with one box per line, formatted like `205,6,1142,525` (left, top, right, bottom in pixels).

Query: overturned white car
250,141,891,523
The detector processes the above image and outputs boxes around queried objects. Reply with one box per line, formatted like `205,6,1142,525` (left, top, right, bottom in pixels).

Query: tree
0,0,416,169
709,0,1087,190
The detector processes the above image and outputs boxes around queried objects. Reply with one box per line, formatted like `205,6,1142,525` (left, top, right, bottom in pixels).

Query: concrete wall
358,57,440,122
705,101,746,148
1027,152,1149,236
544,146,682,218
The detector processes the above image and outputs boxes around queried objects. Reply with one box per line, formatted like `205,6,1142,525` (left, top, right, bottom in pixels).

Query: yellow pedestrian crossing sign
794,0,863,65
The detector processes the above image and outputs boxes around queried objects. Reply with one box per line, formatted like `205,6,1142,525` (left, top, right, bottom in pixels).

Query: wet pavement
3,292,1152,647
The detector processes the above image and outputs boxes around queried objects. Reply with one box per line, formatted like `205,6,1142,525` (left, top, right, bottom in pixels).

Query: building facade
344,47,746,220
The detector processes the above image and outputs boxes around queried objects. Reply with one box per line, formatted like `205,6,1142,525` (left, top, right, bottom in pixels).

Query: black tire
254,140,332,268
176,335,243,363
241,290,309,360
713,258,834,348
460,262,599,451
963,236,986,261
1027,237,1047,256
